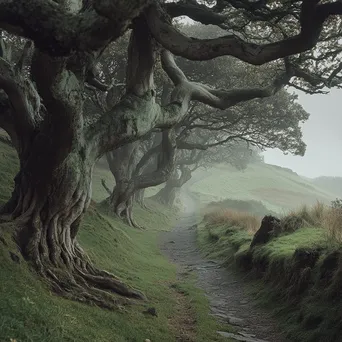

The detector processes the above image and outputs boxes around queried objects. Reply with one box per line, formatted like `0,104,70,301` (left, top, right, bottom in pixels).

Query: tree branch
0,94,19,149
165,0,227,26
0,47,39,138
147,3,342,64
0,0,150,56
101,179,112,196
177,135,240,150
161,50,293,110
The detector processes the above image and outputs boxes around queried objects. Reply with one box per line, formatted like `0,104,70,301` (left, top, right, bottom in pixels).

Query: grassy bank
0,141,227,342
198,199,342,342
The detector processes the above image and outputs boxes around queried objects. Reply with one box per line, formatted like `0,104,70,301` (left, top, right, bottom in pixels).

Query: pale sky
263,88,342,179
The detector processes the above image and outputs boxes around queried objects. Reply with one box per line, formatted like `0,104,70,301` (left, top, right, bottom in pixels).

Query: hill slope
0,141,227,342
311,176,342,198
188,162,338,213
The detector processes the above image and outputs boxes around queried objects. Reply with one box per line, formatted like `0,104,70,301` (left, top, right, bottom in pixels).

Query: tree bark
105,129,177,227
105,143,141,228
134,189,146,208
0,140,145,308
154,181,179,207
0,26,149,308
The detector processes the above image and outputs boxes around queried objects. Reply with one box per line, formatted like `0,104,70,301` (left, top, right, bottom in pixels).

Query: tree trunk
105,129,177,226
106,143,141,228
134,189,146,208
110,180,138,228
154,181,179,206
153,165,192,207
1,143,145,309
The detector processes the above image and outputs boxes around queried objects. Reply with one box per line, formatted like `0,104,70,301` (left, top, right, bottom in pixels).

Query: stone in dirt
9,251,20,264
143,307,158,317
228,316,245,326
217,331,268,342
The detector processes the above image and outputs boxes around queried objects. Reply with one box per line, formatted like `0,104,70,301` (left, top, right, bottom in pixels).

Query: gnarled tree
0,0,341,308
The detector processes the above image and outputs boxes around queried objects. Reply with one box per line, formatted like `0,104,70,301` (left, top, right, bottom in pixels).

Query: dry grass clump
205,208,261,234
288,201,342,243
206,200,342,244
322,206,342,244
288,202,325,227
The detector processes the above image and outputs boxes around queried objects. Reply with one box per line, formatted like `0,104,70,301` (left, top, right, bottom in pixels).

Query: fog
263,88,342,179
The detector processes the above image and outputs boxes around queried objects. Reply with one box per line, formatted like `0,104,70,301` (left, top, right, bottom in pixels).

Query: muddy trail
160,193,288,342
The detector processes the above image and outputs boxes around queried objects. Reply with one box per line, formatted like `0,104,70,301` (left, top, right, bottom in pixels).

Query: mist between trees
0,0,341,308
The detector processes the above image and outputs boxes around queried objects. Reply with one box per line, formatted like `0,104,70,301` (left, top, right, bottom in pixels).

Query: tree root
0,218,146,310
35,250,146,309
115,203,145,230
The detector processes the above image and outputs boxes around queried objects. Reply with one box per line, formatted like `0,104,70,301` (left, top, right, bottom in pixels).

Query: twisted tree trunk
0,138,145,309
105,130,177,227
106,143,140,227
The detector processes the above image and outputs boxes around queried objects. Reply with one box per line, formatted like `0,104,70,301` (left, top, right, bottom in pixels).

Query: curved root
0,217,146,310
35,247,146,309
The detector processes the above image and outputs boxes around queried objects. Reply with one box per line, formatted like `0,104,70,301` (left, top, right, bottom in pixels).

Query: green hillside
188,162,338,213
0,141,227,342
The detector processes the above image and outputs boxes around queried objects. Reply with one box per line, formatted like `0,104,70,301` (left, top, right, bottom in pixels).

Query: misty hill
311,176,342,198
188,162,338,213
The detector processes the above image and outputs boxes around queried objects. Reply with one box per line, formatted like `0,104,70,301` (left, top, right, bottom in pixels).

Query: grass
206,198,276,217
198,200,342,342
0,140,227,342
189,162,337,213
205,209,261,234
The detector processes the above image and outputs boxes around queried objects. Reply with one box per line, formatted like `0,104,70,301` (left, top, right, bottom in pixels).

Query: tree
153,141,257,206
0,0,341,308
101,21,310,222
102,130,176,228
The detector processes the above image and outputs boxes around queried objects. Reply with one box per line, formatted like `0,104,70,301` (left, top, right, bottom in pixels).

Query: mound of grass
0,141,227,342
198,203,342,342
207,198,276,217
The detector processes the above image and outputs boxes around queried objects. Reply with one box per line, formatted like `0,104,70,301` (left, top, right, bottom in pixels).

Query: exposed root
0,213,146,310
115,201,145,230
28,245,147,309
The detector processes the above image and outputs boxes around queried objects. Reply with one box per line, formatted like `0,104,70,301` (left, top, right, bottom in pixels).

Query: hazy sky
263,88,342,179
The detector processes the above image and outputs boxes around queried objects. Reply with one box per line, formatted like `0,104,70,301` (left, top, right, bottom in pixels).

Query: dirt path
160,193,288,342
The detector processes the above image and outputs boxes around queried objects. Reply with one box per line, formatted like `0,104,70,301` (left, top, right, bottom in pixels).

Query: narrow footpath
159,192,288,342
